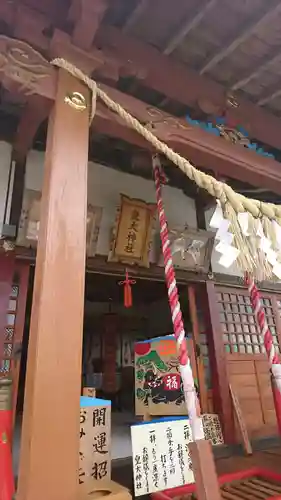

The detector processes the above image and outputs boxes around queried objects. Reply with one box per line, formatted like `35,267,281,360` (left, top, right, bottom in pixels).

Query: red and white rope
246,273,281,393
153,154,204,440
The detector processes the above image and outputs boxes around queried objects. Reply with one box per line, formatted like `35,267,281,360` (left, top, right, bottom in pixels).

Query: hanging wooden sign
79,396,111,485
108,194,156,267
17,189,102,256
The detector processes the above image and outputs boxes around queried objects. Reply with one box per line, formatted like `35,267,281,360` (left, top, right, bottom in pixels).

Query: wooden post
189,440,221,500
204,281,235,443
17,69,90,500
188,284,208,413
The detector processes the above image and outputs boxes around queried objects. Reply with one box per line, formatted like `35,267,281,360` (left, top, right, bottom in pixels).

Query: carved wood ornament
0,35,55,98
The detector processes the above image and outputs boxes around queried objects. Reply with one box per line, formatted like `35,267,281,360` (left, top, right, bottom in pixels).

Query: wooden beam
13,3,51,51
122,0,150,33
2,2,281,151
0,35,56,100
95,25,281,152
163,0,217,56
17,69,90,500
13,96,52,163
68,0,109,50
199,2,281,74
231,47,281,91
95,84,281,194
258,85,281,107
2,34,281,194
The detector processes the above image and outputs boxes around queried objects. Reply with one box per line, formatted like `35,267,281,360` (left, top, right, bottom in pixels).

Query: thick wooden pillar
17,70,90,500
203,281,235,443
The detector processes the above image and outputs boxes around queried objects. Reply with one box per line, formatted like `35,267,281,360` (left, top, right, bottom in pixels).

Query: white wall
0,141,243,276
0,142,12,228
25,149,197,260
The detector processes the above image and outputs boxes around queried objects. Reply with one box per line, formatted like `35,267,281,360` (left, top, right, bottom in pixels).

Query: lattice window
216,290,280,355
0,285,19,375
199,332,212,388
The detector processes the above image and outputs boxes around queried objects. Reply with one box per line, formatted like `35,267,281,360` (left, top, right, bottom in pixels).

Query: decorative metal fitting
64,91,87,111
226,92,239,109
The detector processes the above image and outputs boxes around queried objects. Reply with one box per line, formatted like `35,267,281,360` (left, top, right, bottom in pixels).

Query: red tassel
118,270,136,309
124,283,132,308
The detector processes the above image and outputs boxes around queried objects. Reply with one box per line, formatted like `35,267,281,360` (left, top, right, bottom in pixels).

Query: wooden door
216,286,281,439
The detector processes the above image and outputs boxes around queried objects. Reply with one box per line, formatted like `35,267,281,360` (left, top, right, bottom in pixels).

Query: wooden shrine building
1,0,281,498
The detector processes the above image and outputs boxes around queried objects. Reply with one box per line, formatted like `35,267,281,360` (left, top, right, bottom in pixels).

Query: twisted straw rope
51,58,281,222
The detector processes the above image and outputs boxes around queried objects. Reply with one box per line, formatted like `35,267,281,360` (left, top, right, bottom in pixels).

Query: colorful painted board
108,194,156,267
79,397,111,485
131,415,224,496
135,336,198,416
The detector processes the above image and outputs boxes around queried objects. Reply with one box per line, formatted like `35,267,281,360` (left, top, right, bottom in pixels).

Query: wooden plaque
17,189,102,256
108,194,156,268
157,227,214,273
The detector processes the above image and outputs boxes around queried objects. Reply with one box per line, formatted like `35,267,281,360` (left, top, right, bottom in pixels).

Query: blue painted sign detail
185,115,275,160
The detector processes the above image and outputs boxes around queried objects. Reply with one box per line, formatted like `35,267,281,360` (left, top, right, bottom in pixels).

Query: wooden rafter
2,2,281,150
199,2,281,75
68,0,109,50
231,46,281,91
163,0,217,56
122,0,150,33
95,26,281,151
258,86,281,106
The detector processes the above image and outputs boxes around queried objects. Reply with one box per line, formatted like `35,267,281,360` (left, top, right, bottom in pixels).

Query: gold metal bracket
64,91,87,111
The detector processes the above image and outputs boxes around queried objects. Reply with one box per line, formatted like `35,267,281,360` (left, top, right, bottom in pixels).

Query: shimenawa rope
51,58,281,222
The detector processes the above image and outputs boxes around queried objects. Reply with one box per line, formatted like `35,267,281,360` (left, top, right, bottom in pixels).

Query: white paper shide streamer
210,201,240,269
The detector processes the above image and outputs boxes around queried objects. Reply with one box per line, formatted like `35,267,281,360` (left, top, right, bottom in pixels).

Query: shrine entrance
15,267,212,461
216,285,281,439
82,271,212,459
